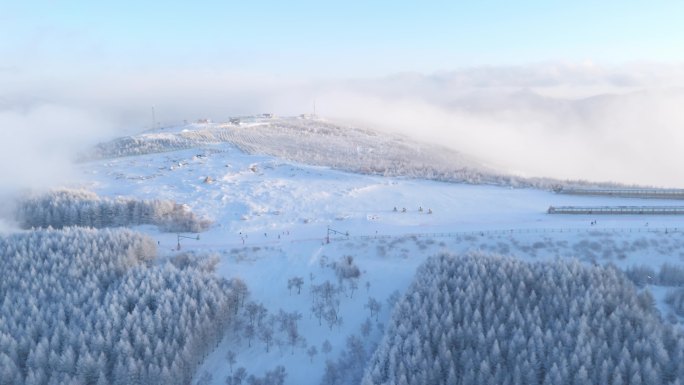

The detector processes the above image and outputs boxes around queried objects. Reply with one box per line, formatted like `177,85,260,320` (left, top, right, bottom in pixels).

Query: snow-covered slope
85,116,563,188
69,119,684,385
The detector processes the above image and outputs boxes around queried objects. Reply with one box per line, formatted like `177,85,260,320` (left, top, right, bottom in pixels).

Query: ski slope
72,119,684,385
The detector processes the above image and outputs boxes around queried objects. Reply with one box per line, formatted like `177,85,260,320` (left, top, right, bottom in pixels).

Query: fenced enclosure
556,187,684,199
547,206,684,215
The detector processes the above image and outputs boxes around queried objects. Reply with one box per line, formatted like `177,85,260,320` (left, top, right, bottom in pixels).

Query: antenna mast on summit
313,99,316,116
151,106,156,128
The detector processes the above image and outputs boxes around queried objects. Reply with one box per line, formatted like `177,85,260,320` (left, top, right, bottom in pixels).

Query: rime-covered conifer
16,189,210,232
0,227,240,385
363,254,684,385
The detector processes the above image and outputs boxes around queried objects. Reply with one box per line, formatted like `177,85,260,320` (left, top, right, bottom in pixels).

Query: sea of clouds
2,62,684,200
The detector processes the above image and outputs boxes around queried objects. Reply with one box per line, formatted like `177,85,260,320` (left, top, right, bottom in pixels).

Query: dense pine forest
15,189,210,233
363,254,684,385
0,227,236,385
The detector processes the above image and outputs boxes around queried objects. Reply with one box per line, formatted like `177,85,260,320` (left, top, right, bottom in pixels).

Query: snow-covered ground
72,120,684,385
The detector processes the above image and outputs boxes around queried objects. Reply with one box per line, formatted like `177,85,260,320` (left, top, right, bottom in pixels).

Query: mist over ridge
2,62,684,189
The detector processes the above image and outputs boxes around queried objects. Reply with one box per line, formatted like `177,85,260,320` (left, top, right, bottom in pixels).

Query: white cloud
2,62,684,188
317,63,684,187
0,104,114,192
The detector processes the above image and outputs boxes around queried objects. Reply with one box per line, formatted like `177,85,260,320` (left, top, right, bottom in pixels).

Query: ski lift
177,233,200,250
326,226,349,244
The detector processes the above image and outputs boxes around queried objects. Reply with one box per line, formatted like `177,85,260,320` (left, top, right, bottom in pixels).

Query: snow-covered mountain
3,117,684,385
86,116,503,183
77,119,684,384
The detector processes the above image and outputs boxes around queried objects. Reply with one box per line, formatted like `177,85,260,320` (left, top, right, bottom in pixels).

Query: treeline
0,227,239,385
666,289,684,317
16,189,210,233
363,254,684,385
83,135,197,160
625,263,684,287
627,264,684,317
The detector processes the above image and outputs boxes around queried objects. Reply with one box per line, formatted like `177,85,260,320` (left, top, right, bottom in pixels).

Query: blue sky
2,1,683,78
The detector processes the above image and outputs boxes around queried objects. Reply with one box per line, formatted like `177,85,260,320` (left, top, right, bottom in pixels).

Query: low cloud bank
2,62,684,190
0,105,109,190
320,63,684,187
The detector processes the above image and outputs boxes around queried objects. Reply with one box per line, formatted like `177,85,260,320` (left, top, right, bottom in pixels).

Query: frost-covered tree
332,256,361,282
245,301,267,327
273,310,303,354
258,317,275,352
659,263,684,286
322,334,371,385
307,346,318,363
16,189,211,233
311,281,343,330
241,366,287,385
360,318,373,337
666,288,684,316
362,253,684,385
348,279,359,299
625,263,684,287
322,340,332,355
0,227,241,385
229,278,250,314
226,367,247,385
288,277,304,295
365,297,381,321
624,265,657,287
226,350,237,373
321,360,341,385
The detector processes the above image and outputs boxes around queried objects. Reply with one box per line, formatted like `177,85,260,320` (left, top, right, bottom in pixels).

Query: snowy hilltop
85,115,616,190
